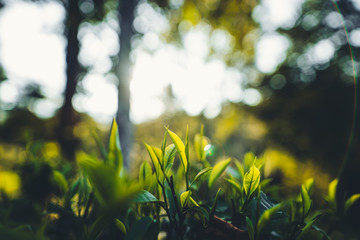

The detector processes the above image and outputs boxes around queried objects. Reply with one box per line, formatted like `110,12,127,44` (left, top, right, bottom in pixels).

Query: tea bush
0,119,359,240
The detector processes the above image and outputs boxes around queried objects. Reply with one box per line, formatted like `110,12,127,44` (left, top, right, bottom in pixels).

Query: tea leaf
185,125,190,171
257,203,283,234
304,178,314,195
180,190,192,208
114,219,127,235
166,128,188,173
243,165,260,198
134,190,160,203
164,144,176,171
234,159,245,182
194,126,209,161
301,185,312,219
208,158,231,188
144,143,163,182
296,217,318,240
189,197,199,207
190,167,212,188
224,178,242,193
139,161,152,186
210,188,222,220
107,118,123,175
246,216,254,240
328,178,338,202
191,206,209,221
345,193,360,212
244,152,256,171
125,217,153,240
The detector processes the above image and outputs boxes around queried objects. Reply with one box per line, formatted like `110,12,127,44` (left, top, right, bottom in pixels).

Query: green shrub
0,119,359,240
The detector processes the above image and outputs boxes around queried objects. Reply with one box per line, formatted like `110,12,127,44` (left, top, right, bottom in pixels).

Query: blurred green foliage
0,121,359,239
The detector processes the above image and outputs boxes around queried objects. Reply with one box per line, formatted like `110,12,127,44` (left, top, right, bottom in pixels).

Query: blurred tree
252,0,360,201
116,0,138,166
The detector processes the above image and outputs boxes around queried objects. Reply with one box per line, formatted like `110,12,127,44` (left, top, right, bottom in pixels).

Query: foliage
0,120,359,239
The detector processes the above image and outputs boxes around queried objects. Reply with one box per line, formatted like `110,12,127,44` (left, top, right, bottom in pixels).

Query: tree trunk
116,0,138,166
57,0,82,160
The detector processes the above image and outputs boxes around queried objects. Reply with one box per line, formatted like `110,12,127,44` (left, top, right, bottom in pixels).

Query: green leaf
257,203,283,234
125,217,153,240
166,128,188,173
304,178,314,195
144,143,163,182
191,206,209,221
234,159,245,182
134,190,160,203
88,214,111,240
224,178,242,193
254,156,265,170
78,155,119,205
114,219,127,235
139,161,152,186
328,178,338,202
246,216,255,240
189,197,199,207
185,125,190,171
107,118,123,175
180,190,192,208
190,167,212,188
92,131,108,160
210,188,222,220
301,185,312,219
194,125,209,161
244,152,256,171
345,193,360,212
164,144,176,171
296,217,318,240
52,170,68,194
243,165,260,198
208,158,231,188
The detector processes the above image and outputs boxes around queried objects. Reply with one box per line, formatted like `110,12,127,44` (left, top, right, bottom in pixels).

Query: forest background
0,0,359,235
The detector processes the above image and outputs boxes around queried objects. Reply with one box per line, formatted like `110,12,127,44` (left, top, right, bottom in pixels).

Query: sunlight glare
255,33,290,73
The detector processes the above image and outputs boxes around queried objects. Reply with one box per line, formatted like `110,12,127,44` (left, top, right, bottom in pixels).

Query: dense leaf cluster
0,120,359,239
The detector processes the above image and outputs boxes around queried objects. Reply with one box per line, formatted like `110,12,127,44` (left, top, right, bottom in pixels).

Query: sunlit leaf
208,158,231,188
190,167,212,188
328,178,338,202
144,143,163,182
304,178,314,195
243,165,260,198
244,152,256,171
246,216,254,240
301,185,312,219
194,125,209,161
234,159,245,182
139,161,152,186
114,219,127,235
78,155,119,205
224,178,242,193
107,118,123,175
189,197,199,207
185,125,190,171
257,203,283,234
345,193,360,212
180,190,192,208
164,144,176,172
152,146,163,167
254,156,265,170
166,128,188,173
52,170,68,195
